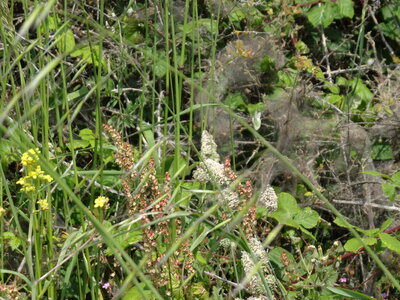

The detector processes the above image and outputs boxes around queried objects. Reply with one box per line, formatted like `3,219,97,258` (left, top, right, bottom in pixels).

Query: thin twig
203,271,245,289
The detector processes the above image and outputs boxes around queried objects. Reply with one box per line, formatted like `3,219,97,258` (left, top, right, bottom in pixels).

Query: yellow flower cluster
37,199,49,210
16,148,53,193
21,148,39,167
94,196,109,208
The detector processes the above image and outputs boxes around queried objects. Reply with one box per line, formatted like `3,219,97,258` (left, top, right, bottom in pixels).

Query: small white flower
257,185,278,212
249,238,269,270
241,251,263,294
201,130,220,162
193,159,229,186
218,188,240,209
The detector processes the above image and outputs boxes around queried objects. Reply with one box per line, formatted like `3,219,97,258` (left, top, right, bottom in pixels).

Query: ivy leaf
379,233,400,254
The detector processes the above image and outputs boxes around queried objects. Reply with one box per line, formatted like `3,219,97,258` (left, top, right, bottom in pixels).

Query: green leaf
326,94,343,105
337,0,354,19
390,172,400,185
299,226,316,240
344,237,376,253
122,283,154,300
67,87,89,102
378,5,400,42
352,78,373,102
270,193,300,228
180,19,218,37
325,287,375,299
382,183,396,201
67,139,90,150
225,93,246,111
357,228,380,237
259,56,276,73
247,102,264,115
306,3,336,28
379,233,400,254
79,128,96,147
371,141,394,160
294,207,319,229
325,82,340,94
2,232,21,251
57,29,75,53
380,218,394,231
196,251,207,264
333,217,354,229
277,192,299,212
229,8,246,23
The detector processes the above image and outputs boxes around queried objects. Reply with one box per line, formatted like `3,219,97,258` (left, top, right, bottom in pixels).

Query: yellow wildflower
94,196,109,208
37,199,49,210
0,207,6,218
21,148,39,167
16,177,27,185
40,174,53,183
28,165,45,179
21,183,36,192
16,177,36,192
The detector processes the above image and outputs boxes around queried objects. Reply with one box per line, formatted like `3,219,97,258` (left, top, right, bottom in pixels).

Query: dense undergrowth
1,0,400,299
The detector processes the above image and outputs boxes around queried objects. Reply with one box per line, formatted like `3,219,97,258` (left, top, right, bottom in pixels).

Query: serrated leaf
337,0,354,19
379,233,400,254
306,3,336,28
